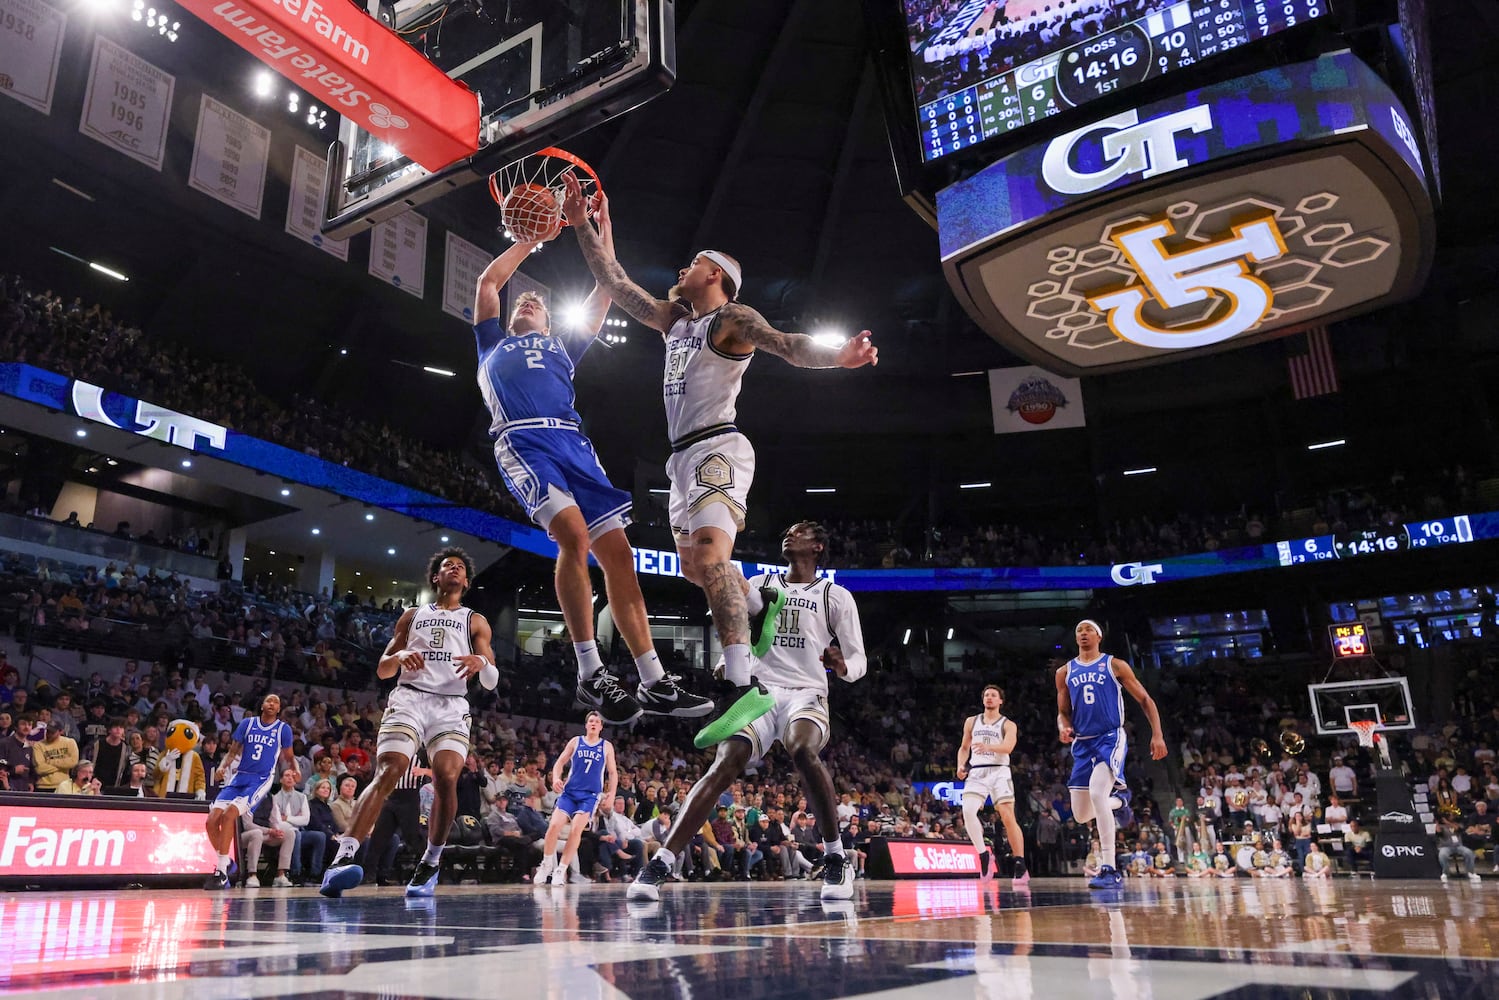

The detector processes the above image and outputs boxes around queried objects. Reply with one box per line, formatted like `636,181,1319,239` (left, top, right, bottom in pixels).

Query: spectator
56,760,102,795
1344,819,1373,871
271,770,322,885
31,720,79,792
1437,816,1482,883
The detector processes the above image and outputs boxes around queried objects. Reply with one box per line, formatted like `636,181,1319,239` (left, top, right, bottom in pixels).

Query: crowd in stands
0,275,529,524
907,0,1177,105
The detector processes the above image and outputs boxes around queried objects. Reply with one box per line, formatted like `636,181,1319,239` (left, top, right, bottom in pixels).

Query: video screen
905,0,1332,161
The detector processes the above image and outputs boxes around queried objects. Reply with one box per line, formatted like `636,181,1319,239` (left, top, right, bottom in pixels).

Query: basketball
501,182,563,242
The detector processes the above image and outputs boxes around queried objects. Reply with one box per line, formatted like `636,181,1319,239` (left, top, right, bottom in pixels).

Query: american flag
1287,327,1339,399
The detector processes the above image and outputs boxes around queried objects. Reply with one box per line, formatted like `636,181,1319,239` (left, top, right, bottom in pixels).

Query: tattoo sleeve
724,304,840,369
572,220,671,331
700,561,748,646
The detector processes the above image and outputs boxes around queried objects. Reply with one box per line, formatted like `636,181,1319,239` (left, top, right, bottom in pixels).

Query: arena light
74,428,87,438
387,547,396,555
805,487,836,494
105,458,118,466
902,628,912,645
311,527,321,535
1307,438,1346,451
364,512,375,521
947,627,954,640
1123,467,1158,476
649,488,669,495
181,459,192,468
422,366,457,377
279,487,291,496
88,262,129,281
951,370,985,377
960,481,991,489
810,328,846,348
561,302,587,329
440,535,449,542
51,178,95,201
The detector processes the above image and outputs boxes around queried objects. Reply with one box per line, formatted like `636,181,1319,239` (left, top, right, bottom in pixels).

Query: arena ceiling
2,0,1497,523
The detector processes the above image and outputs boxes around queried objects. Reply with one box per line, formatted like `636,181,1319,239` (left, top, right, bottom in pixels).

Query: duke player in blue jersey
1055,619,1166,889
473,197,711,727
202,693,297,889
536,710,617,886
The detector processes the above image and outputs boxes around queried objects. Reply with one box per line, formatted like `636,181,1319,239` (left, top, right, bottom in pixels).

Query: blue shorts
213,770,276,815
494,427,631,542
555,789,600,818
1068,729,1127,789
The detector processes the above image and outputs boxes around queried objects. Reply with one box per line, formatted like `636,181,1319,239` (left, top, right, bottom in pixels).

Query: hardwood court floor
3,876,1496,998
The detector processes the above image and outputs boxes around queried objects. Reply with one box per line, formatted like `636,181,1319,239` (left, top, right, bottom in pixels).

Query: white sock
635,649,665,686
574,641,603,680
824,839,845,856
655,847,675,868
334,835,360,862
422,843,444,866
723,644,751,686
745,588,765,615
218,853,231,873
1090,765,1117,869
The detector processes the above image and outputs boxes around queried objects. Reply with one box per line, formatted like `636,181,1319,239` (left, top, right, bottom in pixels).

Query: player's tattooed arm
560,173,678,332
719,303,878,370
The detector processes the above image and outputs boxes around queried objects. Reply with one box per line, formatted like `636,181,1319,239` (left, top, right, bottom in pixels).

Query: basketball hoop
1350,719,1379,749
488,147,601,243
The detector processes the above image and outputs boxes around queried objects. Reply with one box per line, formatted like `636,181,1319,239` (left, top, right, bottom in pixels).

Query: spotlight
561,302,586,328
181,459,191,468
364,512,374,521
253,71,273,98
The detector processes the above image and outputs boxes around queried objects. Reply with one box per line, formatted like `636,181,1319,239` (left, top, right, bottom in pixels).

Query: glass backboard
1308,677,1415,735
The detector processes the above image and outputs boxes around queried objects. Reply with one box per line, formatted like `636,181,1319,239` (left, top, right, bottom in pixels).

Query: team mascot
154,719,207,800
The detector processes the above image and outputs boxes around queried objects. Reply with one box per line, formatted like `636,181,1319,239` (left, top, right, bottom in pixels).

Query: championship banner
368,211,427,298
988,365,1085,433
442,232,491,323
286,146,350,259
173,0,479,171
78,37,174,171
187,95,271,219
0,0,67,114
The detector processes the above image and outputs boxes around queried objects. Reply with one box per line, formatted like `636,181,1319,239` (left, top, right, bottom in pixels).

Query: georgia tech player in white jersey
560,172,877,752
957,685,1028,885
627,521,867,904
320,548,498,900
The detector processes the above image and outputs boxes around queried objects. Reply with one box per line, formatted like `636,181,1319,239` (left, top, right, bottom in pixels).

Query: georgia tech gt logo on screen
1088,216,1287,349
1041,106,1213,196
1110,561,1163,586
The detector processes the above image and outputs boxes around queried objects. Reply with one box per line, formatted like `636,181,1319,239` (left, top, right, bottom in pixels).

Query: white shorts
963,764,1015,804
377,685,472,761
666,431,754,541
737,684,829,762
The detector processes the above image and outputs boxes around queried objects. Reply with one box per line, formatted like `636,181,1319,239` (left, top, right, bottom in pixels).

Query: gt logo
1110,562,1163,586
1041,106,1214,196
1089,216,1287,350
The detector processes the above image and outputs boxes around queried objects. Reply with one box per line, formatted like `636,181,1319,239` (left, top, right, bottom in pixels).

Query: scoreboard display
1328,622,1370,658
1275,516,1473,566
913,0,1330,161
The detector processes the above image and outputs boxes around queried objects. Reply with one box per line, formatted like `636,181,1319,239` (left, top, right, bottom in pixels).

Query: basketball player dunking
561,174,878,748
1056,619,1166,889
320,548,499,898
628,521,867,903
957,685,1028,885
470,199,710,726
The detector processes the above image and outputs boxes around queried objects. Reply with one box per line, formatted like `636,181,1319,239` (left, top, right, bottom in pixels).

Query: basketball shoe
636,673,714,718
821,851,854,900
1109,786,1134,828
406,861,440,897
693,677,774,749
629,857,673,902
202,869,230,891
319,858,364,898
1088,865,1123,889
576,669,643,725
1012,857,1030,886
976,849,993,881
749,586,788,657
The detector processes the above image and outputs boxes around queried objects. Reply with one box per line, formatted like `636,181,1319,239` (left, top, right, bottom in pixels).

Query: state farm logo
367,102,408,130
911,846,978,873
1,816,125,869
1381,843,1425,858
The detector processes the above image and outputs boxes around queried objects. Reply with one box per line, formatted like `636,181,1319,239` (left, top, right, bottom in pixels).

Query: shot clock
1328,622,1370,658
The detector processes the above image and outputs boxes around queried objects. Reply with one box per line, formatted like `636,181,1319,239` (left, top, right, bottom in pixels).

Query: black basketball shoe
576,669,644,725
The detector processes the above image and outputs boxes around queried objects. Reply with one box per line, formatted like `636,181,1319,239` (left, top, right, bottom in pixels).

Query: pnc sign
937,52,1433,375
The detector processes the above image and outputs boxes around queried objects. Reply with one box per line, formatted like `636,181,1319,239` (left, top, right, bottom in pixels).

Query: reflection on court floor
1,879,1491,998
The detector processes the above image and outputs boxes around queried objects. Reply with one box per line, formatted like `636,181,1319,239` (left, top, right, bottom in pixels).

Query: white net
488,148,599,242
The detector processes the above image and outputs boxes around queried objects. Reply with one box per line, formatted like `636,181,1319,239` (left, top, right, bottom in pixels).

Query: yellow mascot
154,719,207,800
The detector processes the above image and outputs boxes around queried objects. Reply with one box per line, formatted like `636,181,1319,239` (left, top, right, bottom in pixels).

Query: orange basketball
502,182,562,242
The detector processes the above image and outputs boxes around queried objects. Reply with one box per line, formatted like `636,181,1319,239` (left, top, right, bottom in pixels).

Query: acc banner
187,95,270,219
285,146,350,259
988,365,1085,433
78,37,174,171
0,0,67,114
442,232,490,323
368,211,427,298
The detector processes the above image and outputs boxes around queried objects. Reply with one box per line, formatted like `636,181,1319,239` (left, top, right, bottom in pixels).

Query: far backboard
1308,677,1415,736
323,0,674,238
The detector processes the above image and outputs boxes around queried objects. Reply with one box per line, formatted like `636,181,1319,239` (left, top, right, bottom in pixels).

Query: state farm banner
174,0,478,171
0,800,217,880
866,837,981,879
988,365,1086,433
